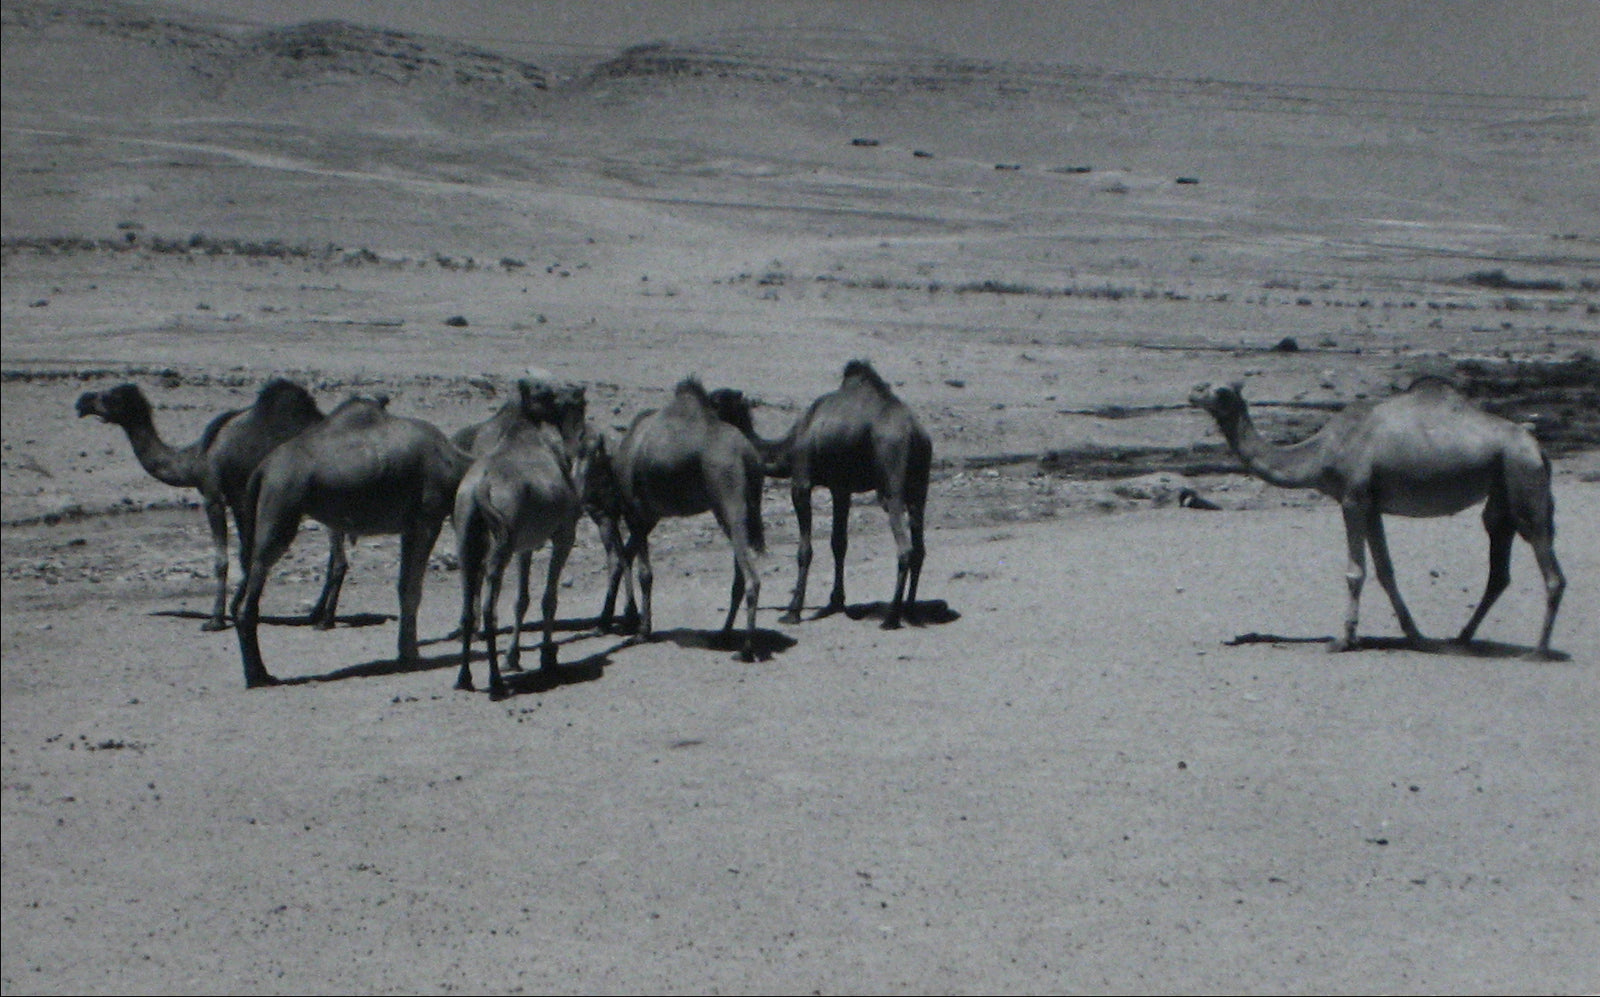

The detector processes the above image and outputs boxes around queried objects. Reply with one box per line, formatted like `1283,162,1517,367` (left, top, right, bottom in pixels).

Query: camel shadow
421,616,605,648
152,608,393,629
1224,631,1571,662
798,598,961,627
282,634,621,690
625,626,798,661
279,645,462,685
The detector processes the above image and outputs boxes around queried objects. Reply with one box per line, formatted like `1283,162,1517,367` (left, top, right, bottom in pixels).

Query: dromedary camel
756,360,932,629
76,379,352,630
608,377,766,660
234,396,470,688
456,379,630,632
1190,377,1565,658
454,380,589,697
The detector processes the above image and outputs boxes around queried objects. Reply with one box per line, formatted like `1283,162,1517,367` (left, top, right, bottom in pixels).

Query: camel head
1188,381,1249,427
706,387,756,436
577,430,621,520
517,378,587,450
75,383,151,426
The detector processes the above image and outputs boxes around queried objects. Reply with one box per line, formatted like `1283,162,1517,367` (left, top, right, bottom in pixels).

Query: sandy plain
2,4,1598,993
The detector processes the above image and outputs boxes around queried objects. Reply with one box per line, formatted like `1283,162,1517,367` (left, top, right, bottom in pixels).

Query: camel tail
238,467,264,573
745,465,766,555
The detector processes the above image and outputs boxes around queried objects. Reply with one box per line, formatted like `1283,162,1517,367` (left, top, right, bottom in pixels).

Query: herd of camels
75,359,1566,696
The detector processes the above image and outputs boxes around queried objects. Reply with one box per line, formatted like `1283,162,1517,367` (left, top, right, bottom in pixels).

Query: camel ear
1227,380,1246,398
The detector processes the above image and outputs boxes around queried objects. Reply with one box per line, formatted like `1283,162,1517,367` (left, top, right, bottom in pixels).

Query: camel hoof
246,673,281,688
488,683,509,701
455,678,474,692
778,611,802,626
1326,636,1357,653
201,618,229,633
312,618,336,632
541,647,559,670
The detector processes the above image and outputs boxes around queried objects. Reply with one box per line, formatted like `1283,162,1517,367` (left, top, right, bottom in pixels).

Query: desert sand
3,3,1597,993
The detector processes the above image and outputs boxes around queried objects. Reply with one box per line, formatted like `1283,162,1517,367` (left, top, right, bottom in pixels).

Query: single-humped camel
1190,377,1565,658
456,380,629,632
453,381,589,697
76,379,352,630
234,396,470,688
758,360,932,629
610,377,766,660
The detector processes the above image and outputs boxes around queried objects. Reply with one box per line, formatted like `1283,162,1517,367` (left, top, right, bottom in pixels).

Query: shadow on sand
152,608,394,629
1224,631,1570,662
803,598,961,627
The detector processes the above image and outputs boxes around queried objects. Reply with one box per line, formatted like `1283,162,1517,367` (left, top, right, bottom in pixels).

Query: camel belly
1372,468,1492,518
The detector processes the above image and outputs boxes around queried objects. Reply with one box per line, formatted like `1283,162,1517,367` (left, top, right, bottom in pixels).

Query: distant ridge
2,0,548,106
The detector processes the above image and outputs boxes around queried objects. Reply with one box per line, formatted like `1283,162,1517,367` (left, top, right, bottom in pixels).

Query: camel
453,380,589,697
75,379,351,631
608,377,766,660
233,395,471,688
1189,377,1565,658
755,360,932,629
456,380,630,633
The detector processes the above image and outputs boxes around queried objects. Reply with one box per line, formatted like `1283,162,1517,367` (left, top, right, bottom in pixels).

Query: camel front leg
881,492,911,630
203,497,230,631
1527,535,1565,660
1364,510,1422,644
781,483,813,624
309,529,349,630
234,508,298,688
826,488,852,617
1329,500,1368,652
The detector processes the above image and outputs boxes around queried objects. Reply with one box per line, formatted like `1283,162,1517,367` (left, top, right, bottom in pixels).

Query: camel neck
119,417,202,488
1221,407,1331,492
753,425,795,478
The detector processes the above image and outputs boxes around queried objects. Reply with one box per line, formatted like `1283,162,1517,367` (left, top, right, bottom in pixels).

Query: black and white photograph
3,1,1596,992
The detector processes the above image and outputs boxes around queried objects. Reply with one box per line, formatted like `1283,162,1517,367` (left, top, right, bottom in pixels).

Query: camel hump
325,395,392,427
666,376,717,418
1404,374,1466,396
841,359,893,395
254,378,323,423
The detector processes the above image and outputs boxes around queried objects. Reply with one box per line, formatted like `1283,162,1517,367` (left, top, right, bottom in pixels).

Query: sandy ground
3,5,1598,994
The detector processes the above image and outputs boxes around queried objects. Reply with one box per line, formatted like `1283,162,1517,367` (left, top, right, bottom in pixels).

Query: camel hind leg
781,483,814,624
539,525,575,670
714,499,763,661
308,530,349,630
1460,468,1566,658
396,517,445,666
478,540,514,699
1456,492,1515,649
234,501,300,688
505,550,534,673
455,507,489,691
